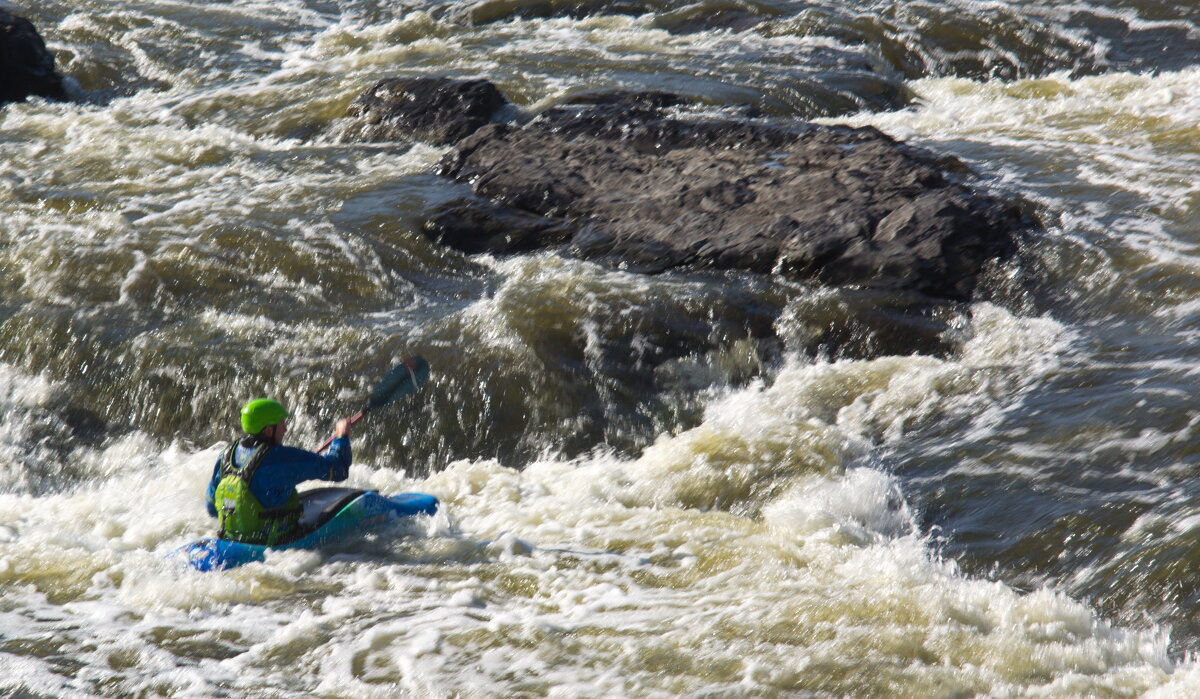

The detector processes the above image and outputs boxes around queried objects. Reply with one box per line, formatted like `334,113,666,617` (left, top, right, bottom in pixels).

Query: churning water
3,1,1200,696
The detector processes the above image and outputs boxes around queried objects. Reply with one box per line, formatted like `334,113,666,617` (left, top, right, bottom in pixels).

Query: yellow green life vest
214,439,302,545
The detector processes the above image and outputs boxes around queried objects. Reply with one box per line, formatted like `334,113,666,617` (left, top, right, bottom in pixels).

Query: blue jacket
206,436,352,517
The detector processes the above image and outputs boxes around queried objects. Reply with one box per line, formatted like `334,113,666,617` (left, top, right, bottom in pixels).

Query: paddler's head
240,398,288,445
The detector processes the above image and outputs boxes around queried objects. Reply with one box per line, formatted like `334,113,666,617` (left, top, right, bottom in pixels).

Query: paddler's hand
334,418,351,439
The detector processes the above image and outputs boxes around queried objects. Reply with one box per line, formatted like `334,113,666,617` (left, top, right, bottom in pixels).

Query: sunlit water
3,1,1200,696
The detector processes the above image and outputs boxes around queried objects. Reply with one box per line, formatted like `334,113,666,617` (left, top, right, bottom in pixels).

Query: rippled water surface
3,0,1200,696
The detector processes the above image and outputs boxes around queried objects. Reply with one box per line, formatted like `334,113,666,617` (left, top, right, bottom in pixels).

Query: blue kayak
172,487,438,572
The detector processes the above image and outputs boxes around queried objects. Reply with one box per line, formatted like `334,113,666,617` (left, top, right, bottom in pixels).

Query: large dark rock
428,92,1029,301
1,10,66,105
343,76,506,145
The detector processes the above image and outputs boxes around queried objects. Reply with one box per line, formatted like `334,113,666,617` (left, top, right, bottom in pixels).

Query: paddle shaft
315,410,365,453
313,354,426,453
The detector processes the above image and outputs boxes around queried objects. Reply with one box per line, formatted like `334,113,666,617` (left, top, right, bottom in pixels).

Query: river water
2,0,1199,696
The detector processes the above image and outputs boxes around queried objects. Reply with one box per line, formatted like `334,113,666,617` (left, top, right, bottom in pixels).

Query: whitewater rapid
5,1,1200,696
1,298,1192,696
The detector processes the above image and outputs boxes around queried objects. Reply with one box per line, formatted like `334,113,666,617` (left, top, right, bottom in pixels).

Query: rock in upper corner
343,76,507,145
0,9,66,105
426,91,1030,302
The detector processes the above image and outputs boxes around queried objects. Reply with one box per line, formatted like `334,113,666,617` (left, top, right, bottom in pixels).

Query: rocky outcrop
335,76,1034,357
427,92,1028,302
343,76,507,145
1,10,66,105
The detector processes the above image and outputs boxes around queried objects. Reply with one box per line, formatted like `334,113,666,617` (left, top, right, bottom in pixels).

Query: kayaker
205,398,352,545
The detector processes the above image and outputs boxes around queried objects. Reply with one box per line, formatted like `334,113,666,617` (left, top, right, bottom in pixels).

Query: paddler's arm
317,418,353,481
317,435,352,481
271,421,352,485
264,442,351,486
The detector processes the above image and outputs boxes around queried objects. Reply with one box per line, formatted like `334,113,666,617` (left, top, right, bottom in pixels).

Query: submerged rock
452,0,660,25
450,0,763,33
428,91,1028,302
343,76,506,145
650,5,765,34
0,10,67,105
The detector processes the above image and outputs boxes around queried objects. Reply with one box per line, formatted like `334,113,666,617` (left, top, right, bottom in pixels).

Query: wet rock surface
428,91,1029,302
0,10,66,105
343,76,507,145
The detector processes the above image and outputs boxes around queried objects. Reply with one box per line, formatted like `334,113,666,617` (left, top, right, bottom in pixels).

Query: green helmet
240,398,288,434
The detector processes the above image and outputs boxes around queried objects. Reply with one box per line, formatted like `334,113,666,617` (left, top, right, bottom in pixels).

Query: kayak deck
173,488,438,572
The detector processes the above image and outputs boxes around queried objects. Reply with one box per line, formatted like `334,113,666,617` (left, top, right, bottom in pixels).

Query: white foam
823,67,1200,275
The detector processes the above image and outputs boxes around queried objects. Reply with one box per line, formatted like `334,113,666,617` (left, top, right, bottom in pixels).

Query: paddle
315,355,430,453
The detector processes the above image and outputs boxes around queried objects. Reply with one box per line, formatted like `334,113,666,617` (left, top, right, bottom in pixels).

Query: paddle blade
367,355,429,411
